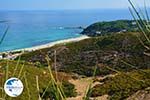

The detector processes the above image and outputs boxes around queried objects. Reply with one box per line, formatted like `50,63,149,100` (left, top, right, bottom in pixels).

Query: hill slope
91,69,150,100
0,60,76,100
13,20,150,99
19,32,149,76
81,20,138,36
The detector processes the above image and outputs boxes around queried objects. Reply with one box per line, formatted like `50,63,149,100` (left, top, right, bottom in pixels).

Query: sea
0,9,132,52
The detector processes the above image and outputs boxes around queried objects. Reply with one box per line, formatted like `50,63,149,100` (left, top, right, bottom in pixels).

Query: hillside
13,20,150,99
0,60,76,100
19,32,149,76
91,69,150,100
81,20,138,36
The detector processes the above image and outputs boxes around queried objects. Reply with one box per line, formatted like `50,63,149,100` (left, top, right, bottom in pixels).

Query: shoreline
2,35,90,53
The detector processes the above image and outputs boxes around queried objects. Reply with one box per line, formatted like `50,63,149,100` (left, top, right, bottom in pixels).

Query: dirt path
67,78,93,100
67,74,117,100
67,77,108,100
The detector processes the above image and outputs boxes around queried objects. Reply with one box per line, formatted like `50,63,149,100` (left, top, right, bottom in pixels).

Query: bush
91,70,150,100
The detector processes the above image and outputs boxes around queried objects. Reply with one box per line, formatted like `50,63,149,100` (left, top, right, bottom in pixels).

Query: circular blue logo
4,77,24,97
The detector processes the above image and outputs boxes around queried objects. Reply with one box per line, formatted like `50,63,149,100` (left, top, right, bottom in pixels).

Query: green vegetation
19,32,149,76
91,70,150,100
16,18,150,99
0,0,149,99
90,1,150,99
11,9,150,99
0,60,76,100
81,20,138,36
40,81,76,99
2,1,150,98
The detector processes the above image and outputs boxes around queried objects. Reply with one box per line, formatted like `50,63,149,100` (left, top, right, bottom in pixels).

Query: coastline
3,35,90,53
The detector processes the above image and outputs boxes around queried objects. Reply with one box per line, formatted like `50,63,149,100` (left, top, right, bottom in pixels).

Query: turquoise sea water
0,9,132,52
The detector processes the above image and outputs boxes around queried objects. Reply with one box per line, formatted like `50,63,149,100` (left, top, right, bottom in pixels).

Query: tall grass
45,55,67,100
83,66,97,100
128,0,150,50
0,27,67,99
0,26,9,45
86,1,150,99
115,0,150,74
1,1,150,100
0,21,9,100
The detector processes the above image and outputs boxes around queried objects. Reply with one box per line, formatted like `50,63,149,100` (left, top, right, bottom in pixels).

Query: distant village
0,51,24,60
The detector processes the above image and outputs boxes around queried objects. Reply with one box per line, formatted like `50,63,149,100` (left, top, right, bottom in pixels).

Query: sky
0,0,148,10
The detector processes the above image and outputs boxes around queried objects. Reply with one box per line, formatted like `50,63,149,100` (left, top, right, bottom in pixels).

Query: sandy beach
7,35,90,53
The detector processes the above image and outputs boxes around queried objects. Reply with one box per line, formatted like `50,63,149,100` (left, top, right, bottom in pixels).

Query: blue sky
0,0,148,10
